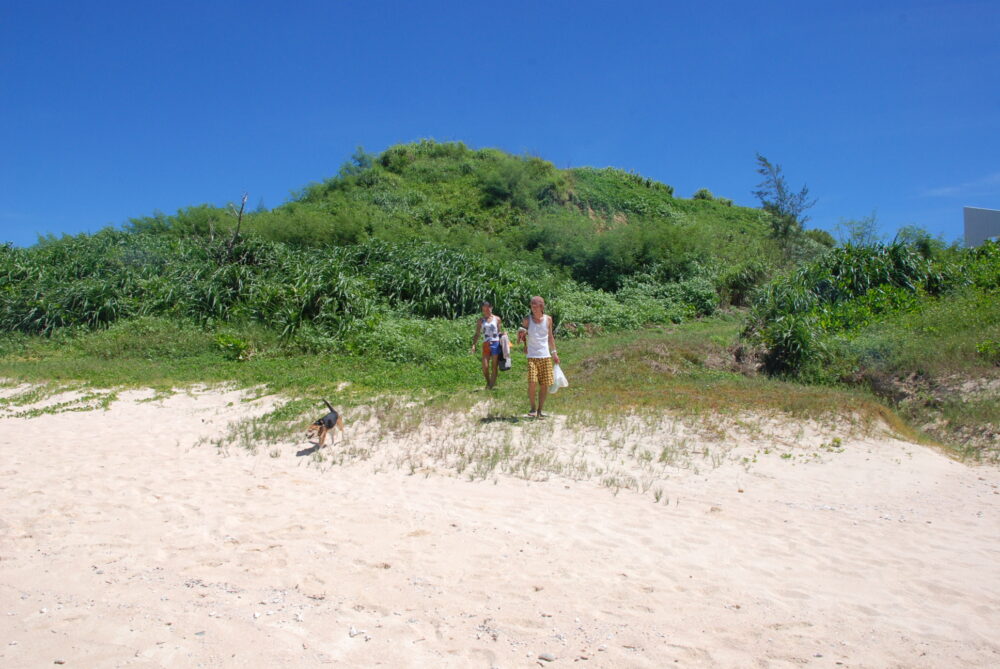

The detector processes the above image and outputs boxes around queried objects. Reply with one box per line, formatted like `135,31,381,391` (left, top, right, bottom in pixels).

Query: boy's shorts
483,341,500,356
527,357,554,386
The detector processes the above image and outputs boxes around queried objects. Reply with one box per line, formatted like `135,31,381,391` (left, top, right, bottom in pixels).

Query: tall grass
2,219,751,353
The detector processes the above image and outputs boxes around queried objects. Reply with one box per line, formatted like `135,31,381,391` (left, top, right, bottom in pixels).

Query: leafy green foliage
339,316,467,363
717,259,772,307
215,333,253,361
552,283,684,335
745,240,1000,377
568,167,674,216
115,141,796,297
977,339,1000,365
0,230,370,337
2,141,814,361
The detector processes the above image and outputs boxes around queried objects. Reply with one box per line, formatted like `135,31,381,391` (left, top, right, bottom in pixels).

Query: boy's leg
480,348,491,385
527,379,537,414
489,355,499,387
536,386,549,416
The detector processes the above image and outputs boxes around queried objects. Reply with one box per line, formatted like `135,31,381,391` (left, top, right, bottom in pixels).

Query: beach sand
1,388,998,668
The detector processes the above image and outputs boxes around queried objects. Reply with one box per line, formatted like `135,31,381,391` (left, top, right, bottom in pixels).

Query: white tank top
526,315,551,359
481,315,500,342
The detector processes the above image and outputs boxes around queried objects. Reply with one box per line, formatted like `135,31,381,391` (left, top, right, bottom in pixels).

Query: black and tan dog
305,400,344,448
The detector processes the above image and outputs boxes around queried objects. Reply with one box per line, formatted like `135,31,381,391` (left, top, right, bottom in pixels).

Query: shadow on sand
478,415,524,425
295,443,322,457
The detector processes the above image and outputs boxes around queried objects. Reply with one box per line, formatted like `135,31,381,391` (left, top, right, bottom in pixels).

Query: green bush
339,315,467,363
215,333,253,361
107,141,790,303
355,240,553,321
551,285,664,333
745,241,999,378
0,231,374,337
718,259,772,307
758,313,822,375
977,339,1000,365
617,261,720,317
569,167,674,216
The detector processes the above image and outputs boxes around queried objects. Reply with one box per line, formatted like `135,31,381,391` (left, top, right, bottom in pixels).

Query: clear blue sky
2,0,997,247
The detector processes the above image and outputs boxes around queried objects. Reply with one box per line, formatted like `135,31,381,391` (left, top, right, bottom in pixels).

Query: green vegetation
0,313,895,432
125,140,796,292
752,153,816,241
743,240,1000,458
2,140,813,350
1,140,995,461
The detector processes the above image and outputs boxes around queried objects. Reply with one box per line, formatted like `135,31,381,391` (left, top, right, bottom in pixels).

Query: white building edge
964,206,1000,247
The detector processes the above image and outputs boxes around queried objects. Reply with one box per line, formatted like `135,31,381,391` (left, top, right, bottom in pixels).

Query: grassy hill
126,140,818,289
2,140,996,460
7,141,828,349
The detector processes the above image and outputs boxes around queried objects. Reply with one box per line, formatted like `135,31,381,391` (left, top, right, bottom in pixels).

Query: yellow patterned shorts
527,357,554,387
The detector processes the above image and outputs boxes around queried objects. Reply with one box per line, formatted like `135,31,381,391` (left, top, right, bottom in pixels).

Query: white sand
1,389,999,668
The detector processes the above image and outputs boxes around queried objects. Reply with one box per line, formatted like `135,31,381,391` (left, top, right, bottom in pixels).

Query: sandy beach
1,388,998,668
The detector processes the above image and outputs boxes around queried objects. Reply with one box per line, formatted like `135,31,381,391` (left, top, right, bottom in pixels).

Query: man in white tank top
518,296,560,418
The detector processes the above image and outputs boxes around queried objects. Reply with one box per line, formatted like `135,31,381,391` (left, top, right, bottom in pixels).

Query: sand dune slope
1,390,999,668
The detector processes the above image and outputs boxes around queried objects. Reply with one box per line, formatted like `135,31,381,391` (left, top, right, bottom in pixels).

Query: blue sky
1,0,997,246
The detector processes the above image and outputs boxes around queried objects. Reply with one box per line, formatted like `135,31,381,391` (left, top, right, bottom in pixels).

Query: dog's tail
323,398,335,413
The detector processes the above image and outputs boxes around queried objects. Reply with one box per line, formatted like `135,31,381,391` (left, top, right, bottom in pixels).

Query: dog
305,400,344,449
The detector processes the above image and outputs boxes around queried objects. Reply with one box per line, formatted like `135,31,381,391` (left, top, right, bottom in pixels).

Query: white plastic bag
549,364,569,393
499,334,512,371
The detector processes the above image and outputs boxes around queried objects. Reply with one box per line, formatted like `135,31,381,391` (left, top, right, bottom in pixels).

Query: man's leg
527,379,537,414
536,385,549,416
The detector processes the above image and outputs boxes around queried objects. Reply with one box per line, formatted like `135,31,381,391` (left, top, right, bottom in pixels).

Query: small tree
895,224,946,258
338,146,374,178
835,211,881,247
226,192,248,254
753,153,816,239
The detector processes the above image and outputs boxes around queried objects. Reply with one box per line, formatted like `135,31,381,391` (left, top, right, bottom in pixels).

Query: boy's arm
471,319,482,353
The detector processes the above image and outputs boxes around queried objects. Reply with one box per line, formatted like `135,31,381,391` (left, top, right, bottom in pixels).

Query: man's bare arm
471,319,482,353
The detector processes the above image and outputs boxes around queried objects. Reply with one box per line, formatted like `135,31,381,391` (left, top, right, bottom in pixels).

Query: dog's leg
318,427,327,449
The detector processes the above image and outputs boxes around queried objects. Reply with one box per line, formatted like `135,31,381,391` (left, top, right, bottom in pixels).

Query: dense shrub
0,231,373,337
551,284,676,334
352,240,553,321
338,315,467,363
744,241,998,376
718,259,773,307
